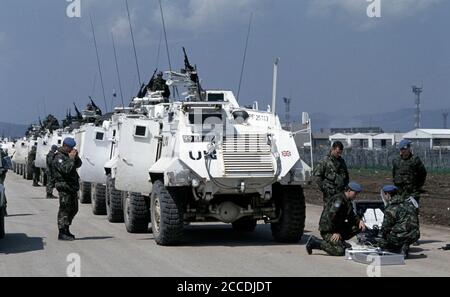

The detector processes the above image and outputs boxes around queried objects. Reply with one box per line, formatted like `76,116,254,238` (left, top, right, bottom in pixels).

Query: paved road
1,173,449,277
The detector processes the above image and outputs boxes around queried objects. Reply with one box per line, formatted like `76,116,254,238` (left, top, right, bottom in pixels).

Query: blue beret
348,181,363,193
382,185,398,193
63,137,76,148
398,139,412,150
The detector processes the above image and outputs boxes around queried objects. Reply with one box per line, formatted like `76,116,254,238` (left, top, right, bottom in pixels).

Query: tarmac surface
1,173,449,277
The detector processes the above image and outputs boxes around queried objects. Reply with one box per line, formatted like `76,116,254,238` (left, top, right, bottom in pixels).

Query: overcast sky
0,0,449,125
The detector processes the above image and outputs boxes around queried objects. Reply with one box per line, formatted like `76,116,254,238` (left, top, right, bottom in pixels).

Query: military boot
58,229,74,241
400,244,410,259
306,236,322,255
65,226,75,240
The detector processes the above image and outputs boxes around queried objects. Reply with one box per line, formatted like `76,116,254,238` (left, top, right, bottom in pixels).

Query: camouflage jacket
150,77,170,98
313,154,349,198
52,147,82,193
392,154,427,197
28,149,36,166
46,150,56,170
319,192,360,234
381,195,420,243
0,148,7,179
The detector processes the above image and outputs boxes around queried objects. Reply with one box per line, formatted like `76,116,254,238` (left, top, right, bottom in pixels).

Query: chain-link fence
299,147,450,171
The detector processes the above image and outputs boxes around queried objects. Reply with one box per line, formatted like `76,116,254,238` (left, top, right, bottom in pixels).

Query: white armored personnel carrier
74,113,114,213
34,131,63,185
105,52,312,245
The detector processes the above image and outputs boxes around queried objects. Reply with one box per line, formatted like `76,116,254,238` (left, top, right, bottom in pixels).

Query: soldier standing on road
306,182,366,256
0,146,7,185
46,145,58,199
28,145,40,187
378,185,420,258
313,141,349,203
392,139,427,205
53,138,82,241
0,145,8,217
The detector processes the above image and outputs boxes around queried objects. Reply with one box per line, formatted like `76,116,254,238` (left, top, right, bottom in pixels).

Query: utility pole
283,97,292,131
412,85,423,129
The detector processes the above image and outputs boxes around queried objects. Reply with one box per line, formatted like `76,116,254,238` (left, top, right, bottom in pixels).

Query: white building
403,129,450,149
329,133,404,149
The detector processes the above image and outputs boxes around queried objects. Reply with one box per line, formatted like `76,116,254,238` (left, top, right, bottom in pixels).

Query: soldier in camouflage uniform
313,141,349,203
149,72,171,100
306,182,366,256
28,146,40,187
392,139,427,205
1,146,9,216
0,146,7,185
53,138,82,241
46,145,58,199
378,185,420,257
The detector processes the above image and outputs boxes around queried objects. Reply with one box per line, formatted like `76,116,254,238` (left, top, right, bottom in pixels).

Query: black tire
79,182,92,204
151,180,185,245
106,175,124,223
0,210,5,239
91,183,106,215
271,183,306,243
123,192,149,233
232,217,257,232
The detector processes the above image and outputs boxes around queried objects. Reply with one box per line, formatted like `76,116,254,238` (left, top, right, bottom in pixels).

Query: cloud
157,0,269,33
82,0,271,47
308,0,444,30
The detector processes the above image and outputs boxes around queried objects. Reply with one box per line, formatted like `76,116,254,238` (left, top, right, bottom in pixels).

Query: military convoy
3,50,313,246
71,51,312,246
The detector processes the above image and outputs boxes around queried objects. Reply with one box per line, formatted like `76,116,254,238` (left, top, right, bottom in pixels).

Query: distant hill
309,108,449,133
0,121,28,139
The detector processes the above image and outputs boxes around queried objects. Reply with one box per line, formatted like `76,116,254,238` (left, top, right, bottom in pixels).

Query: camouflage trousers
320,228,360,256
46,170,54,195
378,232,420,252
32,166,40,185
57,191,79,229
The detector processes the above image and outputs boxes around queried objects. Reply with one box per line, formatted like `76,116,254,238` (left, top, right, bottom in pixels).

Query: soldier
392,139,427,205
313,141,349,203
149,71,171,100
0,145,8,216
0,145,7,185
53,138,82,241
378,185,420,258
28,145,40,187
46,145,58,199
306,182,366,256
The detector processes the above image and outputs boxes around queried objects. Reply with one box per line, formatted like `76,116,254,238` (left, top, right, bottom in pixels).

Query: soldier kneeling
377,185,420,258
306,182,366,256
